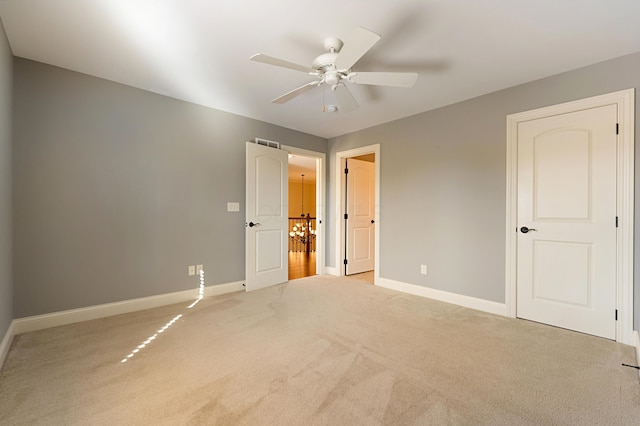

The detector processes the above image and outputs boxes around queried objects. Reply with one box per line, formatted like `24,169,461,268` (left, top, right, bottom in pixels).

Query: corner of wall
0,13,15,359
0,320,14,371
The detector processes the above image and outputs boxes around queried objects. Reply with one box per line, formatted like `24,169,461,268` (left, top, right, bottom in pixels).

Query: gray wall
0,19,12,340
328,51,640,329
13,58,326,318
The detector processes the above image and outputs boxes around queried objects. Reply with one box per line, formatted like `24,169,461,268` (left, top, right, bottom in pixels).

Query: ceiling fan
250,27,418,112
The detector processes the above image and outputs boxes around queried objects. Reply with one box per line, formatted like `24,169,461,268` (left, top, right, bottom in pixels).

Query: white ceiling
1,0,639,139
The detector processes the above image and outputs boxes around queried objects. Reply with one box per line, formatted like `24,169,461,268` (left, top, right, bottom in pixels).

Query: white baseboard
204,281,244,297
634,331,640,377
324,266,339,276
0,320,15,370
13,281,244,335
377,277,508,317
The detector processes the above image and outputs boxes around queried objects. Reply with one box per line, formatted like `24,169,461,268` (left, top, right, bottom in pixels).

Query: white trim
324,266,339,276
0,321,15,370
282,144,326,276
204,281,245,297
505,89,635,345
377,277,507,317
334,144,381,285
13,281,244,335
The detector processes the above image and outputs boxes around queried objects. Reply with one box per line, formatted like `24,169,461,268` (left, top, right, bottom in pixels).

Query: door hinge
616,123,619,135
615,309,618,321
616,216,619,228
344,213,348,220
344,259,348,265
344,167,349,174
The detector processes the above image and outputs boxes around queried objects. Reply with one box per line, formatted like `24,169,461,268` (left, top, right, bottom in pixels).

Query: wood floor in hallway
288,251,316,280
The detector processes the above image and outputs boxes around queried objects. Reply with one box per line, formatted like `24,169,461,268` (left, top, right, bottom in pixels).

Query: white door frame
282,145,326,276
334,144,380,283
505,89,635,345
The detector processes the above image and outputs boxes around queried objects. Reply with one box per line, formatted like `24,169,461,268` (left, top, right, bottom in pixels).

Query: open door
345,158,375,275
245,142,288,291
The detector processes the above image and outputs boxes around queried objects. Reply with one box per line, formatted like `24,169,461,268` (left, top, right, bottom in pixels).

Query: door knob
371,220,375,224
520,226,537,233
248,222,261,228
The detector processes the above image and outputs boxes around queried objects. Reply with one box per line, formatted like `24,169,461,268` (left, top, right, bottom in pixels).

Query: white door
245,142,288,291
516,104,617,339
345,158,375,275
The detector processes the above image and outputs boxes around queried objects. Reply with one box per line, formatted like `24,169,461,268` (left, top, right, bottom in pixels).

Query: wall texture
288,181,316,218
13,59,326,318
0,19,12,339
328,51,640,329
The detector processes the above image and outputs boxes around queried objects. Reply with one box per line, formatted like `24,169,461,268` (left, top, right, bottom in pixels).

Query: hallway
288,252,316,280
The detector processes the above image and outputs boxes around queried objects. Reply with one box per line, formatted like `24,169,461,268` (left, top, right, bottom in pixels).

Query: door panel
533,240,592,307
246,142,288,291
346,158,374,275
534,130,591,220
256,229,285,273
517,104,617,339
353,227,372,261
256,156,284,217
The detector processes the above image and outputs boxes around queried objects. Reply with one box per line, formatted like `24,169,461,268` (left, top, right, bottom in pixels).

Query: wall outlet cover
188,265,196,276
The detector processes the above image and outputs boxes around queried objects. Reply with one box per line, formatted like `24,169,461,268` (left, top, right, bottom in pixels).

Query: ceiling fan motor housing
312,52,339,71
313,38,347,88
312,36,347,72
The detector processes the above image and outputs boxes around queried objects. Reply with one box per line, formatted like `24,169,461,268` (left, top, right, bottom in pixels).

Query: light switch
227,202,240,212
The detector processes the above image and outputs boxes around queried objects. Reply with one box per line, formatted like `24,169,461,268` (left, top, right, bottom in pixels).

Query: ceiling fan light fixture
324,71,340,86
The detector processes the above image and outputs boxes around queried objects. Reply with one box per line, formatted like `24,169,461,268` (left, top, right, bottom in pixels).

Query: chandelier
290,217,316,243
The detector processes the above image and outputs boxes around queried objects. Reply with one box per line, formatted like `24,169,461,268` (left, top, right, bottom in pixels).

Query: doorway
335,144,380,284
283,145,326,280
505,89,635,344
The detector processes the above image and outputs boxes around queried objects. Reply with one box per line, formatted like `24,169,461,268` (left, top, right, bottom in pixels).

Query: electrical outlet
420,264,427,275
196,264,203,274
188,265,196,276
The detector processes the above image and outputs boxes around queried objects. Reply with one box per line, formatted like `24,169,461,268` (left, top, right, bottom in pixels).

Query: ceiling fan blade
333,84,359,112
250,53,315,74
348,72,418,88
271,81,319,104
334,27,381,70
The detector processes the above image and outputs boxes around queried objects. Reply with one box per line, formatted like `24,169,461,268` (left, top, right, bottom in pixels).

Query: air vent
254,138,280,149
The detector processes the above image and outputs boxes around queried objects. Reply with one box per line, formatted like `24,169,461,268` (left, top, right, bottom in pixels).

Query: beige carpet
1,274,639,425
